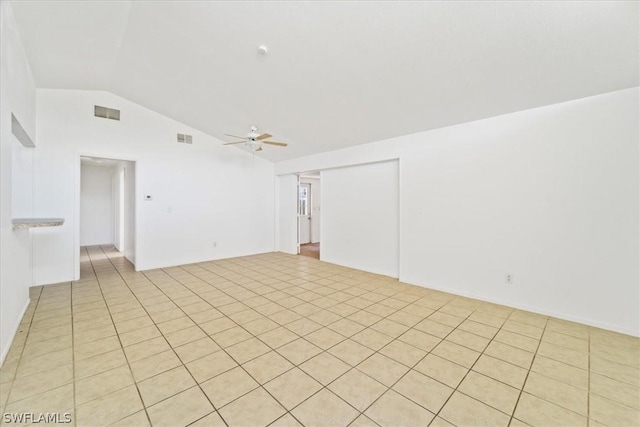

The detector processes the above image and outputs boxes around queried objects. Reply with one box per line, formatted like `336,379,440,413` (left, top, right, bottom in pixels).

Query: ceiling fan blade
223,141,246,145
256,147,263,152
224,134,246,139
262,141,288,147
256,133,272,140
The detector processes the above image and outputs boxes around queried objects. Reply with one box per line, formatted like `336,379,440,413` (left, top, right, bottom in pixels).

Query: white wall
276,174,298,254
276,88,640,336
113,166,123,251
300,177,321,243
321,161,399,277
33,89,274,284
123,161,135,263
80,164,114,246
0,1,36,363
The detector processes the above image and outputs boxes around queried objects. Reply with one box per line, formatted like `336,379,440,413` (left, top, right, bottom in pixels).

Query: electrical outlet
505,273,513,284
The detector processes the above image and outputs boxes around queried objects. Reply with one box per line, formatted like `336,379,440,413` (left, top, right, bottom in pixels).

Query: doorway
298,173,321,259
79,156,136,272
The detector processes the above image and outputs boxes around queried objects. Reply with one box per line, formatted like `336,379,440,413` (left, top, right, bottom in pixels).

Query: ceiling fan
223,126,288,152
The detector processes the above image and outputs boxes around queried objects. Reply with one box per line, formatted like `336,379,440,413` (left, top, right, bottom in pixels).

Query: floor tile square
138,365,196,407
328,339,375,366
300,351,351,385
226,337,271,364
365,389,435,426
277,338,323,365
129,349,181,382
440,391,510,427
530,355,587,390
285,318,323,336
243,351,294,384
265,367,323,409
438,332,482,363
392,370,453,413
398,329,441,352
327,318,366,337
459,371,520,414
446,329,490,352
219,387,286,426
414,353,468,388
121,336,169,363
305,327,345,350
379,340,427,367
472,354,528,389
212,326,253,348
201,366,259,408
514,392,587,426
484,341,534,369
76,385,143,426
291,389,359,427
164,325,207,348
352,328,393,351
328,368,387,411
74,365,134,405
186,350,238,383
174,337,221,364
74,348,127,380
147,386,214,427
357,353,409,387
524,371,588,415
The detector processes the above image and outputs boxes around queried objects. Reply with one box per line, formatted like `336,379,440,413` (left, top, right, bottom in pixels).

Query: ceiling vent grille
177,133,193,144
94,105,120,121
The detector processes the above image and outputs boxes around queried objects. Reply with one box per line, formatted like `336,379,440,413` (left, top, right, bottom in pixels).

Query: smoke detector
257,45,268,56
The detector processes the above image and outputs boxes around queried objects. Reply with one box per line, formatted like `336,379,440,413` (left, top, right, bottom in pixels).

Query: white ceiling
11,1,639,162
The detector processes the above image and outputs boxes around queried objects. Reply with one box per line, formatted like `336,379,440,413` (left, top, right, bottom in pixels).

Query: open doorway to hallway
80,156,136,269
298,172,321,259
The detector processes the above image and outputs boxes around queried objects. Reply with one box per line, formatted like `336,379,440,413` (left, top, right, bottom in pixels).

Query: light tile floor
1,246,639,426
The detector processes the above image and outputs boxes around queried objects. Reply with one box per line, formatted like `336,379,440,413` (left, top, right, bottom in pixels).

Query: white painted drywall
80,164,115,246
321,161,399,277
111,160,135,262
276,88,640,336
123,161,136,264
276,174,298,254
33,90,274,284
113,167,123,251
300,177,321,243
0,1,36,363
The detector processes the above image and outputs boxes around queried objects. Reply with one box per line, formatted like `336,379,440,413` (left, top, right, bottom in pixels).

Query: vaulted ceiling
11,1,639,162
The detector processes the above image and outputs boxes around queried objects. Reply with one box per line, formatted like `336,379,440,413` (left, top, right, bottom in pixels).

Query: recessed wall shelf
12,218,64,230
11,113,35,148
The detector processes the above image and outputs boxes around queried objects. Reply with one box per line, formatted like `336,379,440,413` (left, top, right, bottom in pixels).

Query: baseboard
400,275,639,338
0,298,31,367
320,256,398,279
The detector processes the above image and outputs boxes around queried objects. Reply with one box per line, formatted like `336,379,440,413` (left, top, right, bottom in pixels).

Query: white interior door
298,183,311,245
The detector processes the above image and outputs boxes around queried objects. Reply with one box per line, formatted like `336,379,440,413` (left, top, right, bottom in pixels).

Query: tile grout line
85,245,154,426
170,255,428,425
96,245,233,426
166,257,558,426
507,316,550,426
11,246,636,427
1,285,43,412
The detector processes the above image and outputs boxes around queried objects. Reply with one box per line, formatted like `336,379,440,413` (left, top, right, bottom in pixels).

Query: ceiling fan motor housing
248,126,260,140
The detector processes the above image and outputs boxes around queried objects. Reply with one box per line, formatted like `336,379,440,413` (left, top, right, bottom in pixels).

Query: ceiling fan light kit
223,126,288,152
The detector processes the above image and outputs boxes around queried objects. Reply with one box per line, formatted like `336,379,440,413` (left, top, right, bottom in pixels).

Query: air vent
177,133,193,144
94,105,120,121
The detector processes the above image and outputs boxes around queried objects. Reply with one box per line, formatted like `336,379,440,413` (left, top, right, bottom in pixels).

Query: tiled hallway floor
1,246,639,426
